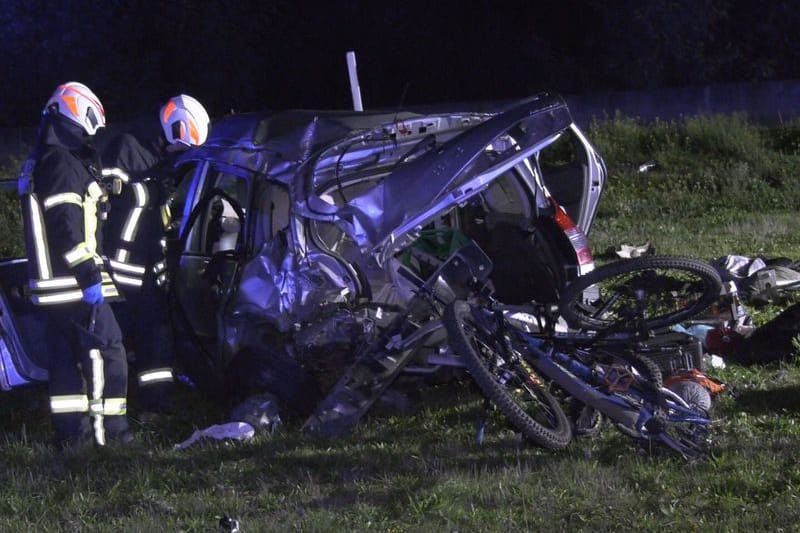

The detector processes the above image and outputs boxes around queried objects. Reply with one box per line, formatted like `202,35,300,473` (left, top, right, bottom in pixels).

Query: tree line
2,0,797,127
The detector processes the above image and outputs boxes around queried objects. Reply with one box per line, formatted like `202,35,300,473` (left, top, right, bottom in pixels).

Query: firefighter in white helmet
101,94,210,417
18,82,132,448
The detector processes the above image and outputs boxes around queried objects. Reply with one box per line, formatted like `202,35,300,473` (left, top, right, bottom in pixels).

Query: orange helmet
45,82,106,135
160,94,210,146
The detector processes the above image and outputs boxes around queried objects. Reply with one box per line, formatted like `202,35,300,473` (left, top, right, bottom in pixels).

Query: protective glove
81,282,104,305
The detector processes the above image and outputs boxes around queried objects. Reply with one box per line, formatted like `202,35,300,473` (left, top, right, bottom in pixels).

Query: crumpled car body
0,94,606,415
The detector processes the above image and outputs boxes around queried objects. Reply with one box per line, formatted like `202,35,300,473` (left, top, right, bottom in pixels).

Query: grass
2,114,800,531
2,367,800,531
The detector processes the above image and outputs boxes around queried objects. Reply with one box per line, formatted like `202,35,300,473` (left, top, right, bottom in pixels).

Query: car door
0,258,51,390
0,179,53,390
536,123,606,234
171,161,251,342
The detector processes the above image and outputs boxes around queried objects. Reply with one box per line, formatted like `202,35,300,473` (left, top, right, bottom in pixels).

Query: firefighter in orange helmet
19,82,132,448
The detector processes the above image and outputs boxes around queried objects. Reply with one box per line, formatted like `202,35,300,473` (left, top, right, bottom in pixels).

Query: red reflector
549,197,593,265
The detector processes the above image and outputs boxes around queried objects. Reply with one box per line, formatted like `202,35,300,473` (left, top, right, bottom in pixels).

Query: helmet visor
85,106,101,134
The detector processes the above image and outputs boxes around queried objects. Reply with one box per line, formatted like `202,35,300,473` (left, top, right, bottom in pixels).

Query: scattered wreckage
0,93,733,453
164,93,607,436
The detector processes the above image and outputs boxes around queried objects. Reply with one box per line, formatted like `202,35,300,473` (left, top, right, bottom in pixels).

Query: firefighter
18,82,131,448
100,94,210,416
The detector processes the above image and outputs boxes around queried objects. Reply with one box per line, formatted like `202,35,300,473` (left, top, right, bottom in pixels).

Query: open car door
170,160,251,370
0,258,50,390
537,123,606,233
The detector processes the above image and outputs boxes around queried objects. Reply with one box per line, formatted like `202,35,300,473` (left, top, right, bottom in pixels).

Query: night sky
1,0,798,127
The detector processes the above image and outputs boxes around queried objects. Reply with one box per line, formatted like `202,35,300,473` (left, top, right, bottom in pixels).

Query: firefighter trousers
113,276,175,412
45,302,129,446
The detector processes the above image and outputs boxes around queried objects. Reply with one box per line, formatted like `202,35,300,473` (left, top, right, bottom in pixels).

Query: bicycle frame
302,241,494,436
518,330,712,459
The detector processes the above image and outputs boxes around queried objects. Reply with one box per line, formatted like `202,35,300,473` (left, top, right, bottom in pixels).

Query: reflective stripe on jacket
20,148,119,305
101,132,174,291
103,168,149,288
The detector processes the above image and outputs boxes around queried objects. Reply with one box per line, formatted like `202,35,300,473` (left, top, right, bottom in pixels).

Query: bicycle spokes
560,256,722,333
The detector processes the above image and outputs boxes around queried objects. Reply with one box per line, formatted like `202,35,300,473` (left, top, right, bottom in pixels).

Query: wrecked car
0,94,606,432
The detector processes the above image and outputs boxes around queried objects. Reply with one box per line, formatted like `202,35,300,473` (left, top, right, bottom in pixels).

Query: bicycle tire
597,349,666,439
559,256,722,332
568,401,606,438
444,300,572,449
598,347,664,390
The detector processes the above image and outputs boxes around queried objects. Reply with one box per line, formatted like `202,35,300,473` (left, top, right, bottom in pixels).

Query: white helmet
45,82,106,135
160,94,210,146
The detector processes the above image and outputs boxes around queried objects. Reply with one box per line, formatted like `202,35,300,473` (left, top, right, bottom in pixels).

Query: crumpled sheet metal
231,241,354,332
233,244,296,331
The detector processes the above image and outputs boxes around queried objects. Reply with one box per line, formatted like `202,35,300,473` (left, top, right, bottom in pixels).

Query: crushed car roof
175,94,575,249
174,94,570,182
175,108,460,177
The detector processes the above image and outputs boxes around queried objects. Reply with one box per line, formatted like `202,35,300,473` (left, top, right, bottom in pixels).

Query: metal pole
346,51,364,111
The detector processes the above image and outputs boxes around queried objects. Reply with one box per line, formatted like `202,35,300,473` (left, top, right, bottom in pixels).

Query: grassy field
2,114,800,531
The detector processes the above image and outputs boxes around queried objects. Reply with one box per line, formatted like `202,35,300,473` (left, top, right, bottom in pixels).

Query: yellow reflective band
31,276,79,289
112,273,143,287
132,182,148,207
120,207,143,243
95,428,106,446
91,403,106,446
83,196,98,253
101,167,130,183
89,399,104,415
64,242,94,267
87,181,104,201
50,395,89,414
33,290,84,305
109,259,146,275
101,283,119,298
30,271,116,303
138,369,174,385
114,248,130,263
103,398,127,416
89,348,104,402
43,192,82,210
88,349,106,445
26,195,52,280
161,205,171,228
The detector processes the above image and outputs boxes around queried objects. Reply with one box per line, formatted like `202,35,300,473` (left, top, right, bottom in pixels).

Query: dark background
2,0,798,127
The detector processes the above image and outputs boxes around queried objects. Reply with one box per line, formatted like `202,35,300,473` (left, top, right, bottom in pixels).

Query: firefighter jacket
19,114,118,306
101,132,176,291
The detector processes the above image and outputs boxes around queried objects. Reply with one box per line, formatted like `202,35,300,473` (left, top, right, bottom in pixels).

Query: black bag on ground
734,302,800,364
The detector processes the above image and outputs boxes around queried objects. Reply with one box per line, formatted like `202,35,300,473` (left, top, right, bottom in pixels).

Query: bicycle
444,255,723,459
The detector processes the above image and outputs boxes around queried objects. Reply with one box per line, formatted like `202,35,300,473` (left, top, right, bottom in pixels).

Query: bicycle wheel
559,256,722,332
444,300,572,449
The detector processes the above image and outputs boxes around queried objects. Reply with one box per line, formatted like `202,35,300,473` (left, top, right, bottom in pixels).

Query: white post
346,51,364,111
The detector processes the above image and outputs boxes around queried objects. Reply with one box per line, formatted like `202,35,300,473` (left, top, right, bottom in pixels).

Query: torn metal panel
0,92,609,430
343,94,572,249
230,240,358,332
